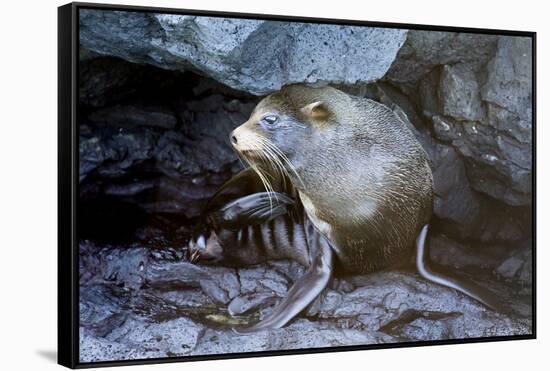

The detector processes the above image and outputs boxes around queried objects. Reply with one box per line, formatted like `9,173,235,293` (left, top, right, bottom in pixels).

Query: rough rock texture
79,240,531,362
385,31,498,84
76,13,533,363
387,33,533,206
78,71,255,223
79,9,407,95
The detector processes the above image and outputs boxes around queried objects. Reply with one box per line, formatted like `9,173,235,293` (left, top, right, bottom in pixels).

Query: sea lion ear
300,101,329,119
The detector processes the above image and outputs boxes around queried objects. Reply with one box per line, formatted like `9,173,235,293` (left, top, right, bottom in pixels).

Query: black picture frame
58,2,537,368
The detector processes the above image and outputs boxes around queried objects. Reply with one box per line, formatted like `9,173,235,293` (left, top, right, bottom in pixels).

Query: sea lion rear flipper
210,192,295,230
415,224,506,312
233,233,334,333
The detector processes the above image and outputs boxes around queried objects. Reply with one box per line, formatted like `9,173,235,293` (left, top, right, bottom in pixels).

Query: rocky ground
79,238,532,362
77,10,533,363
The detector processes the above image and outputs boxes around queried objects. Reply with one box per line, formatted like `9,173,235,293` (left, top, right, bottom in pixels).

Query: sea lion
188,84,501,332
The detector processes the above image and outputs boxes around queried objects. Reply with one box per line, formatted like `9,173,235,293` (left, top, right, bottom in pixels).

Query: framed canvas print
58,2,536,368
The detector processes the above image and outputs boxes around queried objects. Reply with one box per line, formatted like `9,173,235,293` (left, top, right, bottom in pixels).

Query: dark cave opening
77,56,261,247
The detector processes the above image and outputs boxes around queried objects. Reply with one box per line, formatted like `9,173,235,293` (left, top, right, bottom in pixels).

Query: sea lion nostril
230,134,238,145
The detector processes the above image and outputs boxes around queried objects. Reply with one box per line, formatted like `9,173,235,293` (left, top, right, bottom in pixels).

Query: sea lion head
230,84,346,189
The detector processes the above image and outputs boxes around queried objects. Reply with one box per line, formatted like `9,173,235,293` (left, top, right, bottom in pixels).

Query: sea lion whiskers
257,139,293,192
237,134,293,213
242,139,281,212
234,150,248,170
232,125,278,210
250,162,277,212
255,140,288,211
256,136,305,189
255,136,289,190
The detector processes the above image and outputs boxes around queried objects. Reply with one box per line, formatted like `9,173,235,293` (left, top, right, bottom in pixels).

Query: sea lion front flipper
203,167,291,215
415,224,506,312
233,233,334,333
209,192,295,230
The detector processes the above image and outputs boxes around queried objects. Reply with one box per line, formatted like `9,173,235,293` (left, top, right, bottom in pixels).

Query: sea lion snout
230,124,262,155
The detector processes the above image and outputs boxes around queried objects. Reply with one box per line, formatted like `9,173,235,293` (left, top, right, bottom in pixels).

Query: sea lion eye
261,115,279,126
